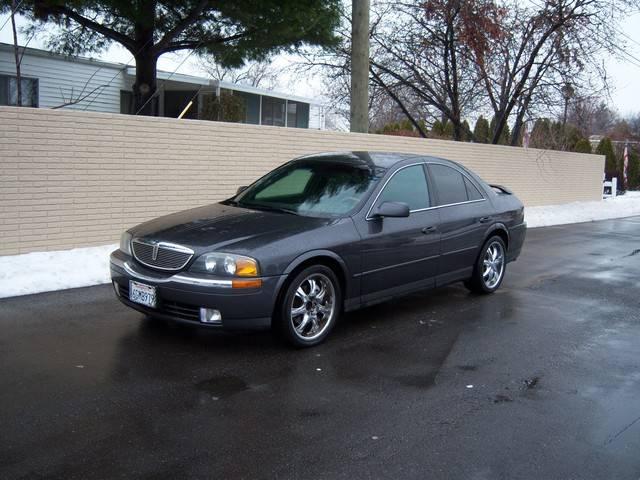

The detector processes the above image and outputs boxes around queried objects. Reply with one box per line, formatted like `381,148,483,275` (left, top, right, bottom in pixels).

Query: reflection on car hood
129,203,333,252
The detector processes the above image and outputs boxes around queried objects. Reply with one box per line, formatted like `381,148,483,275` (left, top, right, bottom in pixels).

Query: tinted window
464,176,484,200
377,165,430,210
430,164,468,205
236,160,383,217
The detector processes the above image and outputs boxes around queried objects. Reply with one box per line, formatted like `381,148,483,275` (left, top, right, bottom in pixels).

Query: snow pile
1,192,640,299
525,191,640,228
0,244,117,299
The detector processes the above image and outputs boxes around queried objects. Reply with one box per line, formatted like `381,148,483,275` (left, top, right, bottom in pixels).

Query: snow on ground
0,244,117,299
1,192,640,299
525,191,640,228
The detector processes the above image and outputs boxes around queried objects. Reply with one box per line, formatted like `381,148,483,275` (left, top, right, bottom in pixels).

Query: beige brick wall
0,106,604,256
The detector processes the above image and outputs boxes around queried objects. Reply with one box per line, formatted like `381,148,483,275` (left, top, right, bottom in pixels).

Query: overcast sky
1,10,639,116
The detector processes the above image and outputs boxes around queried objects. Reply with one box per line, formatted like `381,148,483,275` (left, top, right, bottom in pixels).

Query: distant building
0,42,325,129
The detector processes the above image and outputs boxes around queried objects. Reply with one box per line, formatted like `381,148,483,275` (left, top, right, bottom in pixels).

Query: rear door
427,163,493,286
353,164,441,305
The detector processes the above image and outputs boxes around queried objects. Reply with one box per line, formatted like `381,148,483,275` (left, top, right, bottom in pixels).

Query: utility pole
350,0,369,133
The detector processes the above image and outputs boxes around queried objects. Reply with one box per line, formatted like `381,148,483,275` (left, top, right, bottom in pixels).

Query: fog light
113,281,120,297
200,308,222,324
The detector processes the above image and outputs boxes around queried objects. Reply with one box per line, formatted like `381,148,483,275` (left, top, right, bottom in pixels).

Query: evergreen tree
473,116,490,143
627,149,640,190
596,137,618,180
490,116,510,145
442,121,454,139
431,119,444,137
573,139,592,154
461,120,472,142
8,1,340,115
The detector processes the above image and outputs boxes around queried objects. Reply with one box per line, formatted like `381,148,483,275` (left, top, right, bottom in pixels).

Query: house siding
0,47,126,113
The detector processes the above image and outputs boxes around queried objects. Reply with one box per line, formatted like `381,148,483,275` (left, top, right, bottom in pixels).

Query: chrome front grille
131,239,194,271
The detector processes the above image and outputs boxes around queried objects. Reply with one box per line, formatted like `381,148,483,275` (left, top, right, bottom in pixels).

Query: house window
0,75,39,107
261,96,285,126
287,102,297,127
120,90,133,114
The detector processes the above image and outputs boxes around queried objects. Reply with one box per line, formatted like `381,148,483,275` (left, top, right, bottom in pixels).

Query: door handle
479,216,492,224
422,226,436,234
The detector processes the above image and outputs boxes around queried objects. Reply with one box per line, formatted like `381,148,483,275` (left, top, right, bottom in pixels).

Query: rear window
429,164,468,205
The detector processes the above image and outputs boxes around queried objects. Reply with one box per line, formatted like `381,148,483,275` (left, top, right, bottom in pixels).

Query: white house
0,42,325,129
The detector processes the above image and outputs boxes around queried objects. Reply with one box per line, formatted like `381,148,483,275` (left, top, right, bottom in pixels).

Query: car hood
129,202,334,253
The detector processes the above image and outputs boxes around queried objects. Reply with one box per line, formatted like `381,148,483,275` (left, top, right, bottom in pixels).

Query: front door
354,164,441,306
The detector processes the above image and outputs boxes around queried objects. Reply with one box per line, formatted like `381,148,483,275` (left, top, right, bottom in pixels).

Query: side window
464,176,484,201
0,76,38,107
254,168,312,200
429,164,468,205
377,165,430,210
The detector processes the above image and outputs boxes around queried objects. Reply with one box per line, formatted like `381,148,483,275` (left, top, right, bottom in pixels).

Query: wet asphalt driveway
2,217,640,479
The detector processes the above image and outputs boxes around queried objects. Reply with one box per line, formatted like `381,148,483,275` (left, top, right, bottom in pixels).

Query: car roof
293,151,460,170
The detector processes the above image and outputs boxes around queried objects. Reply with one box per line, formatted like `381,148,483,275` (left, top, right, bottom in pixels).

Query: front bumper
110,250,285,330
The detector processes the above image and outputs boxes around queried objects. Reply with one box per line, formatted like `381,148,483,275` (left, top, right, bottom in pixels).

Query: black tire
465,235,507,294
276,265,342,347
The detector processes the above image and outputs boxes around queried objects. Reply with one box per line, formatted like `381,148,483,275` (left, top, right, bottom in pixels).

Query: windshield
232,159,384,217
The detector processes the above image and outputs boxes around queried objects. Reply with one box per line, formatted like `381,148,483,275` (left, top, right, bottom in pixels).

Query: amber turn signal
232,279,262,289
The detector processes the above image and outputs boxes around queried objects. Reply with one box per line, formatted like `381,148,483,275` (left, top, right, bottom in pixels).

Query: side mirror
374,201,410,218
236,185,248,195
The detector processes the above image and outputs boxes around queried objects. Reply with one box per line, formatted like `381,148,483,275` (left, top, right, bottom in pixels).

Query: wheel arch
484,223,509,249
272,250,350,321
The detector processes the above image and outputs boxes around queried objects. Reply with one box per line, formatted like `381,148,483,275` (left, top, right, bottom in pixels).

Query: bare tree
10,0,22,106
369,0,503,140
199,56,282,90
477,0,636,145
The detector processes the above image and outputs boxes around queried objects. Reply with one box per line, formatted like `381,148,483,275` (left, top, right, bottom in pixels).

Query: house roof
0,42,320,105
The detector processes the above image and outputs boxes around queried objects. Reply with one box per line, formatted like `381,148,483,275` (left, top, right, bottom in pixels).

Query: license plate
129,280,157,308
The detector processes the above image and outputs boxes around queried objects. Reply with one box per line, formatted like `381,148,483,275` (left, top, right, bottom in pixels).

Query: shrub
573,138,592,153
200,91,246,123
596,137,618,180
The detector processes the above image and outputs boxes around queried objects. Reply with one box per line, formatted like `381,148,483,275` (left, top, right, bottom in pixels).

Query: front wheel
276,265,342,347
465,236,507,294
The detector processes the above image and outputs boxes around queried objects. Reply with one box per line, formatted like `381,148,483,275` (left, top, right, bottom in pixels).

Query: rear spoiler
490,184,513,195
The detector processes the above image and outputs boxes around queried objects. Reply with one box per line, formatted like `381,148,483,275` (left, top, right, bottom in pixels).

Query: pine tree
431,119,444,137
490,116,510,145
461,120,472,142
596,137,618,181
627,149,640,190
573,139,592,154
473,116,490,143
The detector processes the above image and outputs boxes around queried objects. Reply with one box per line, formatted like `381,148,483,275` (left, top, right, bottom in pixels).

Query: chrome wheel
290,273,336,341
482,241,505,289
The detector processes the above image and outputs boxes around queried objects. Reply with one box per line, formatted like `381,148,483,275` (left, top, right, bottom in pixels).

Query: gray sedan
110,152,526,347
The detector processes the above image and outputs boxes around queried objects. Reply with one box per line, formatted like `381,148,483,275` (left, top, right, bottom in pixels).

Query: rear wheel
465,236,507,294
276,265,342,347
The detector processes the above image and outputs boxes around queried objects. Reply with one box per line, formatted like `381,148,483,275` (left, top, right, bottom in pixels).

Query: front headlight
120,231,133,255
190,253,259,277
